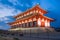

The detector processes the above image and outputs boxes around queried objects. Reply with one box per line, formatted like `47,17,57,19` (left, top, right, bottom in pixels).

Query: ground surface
0,27,60,40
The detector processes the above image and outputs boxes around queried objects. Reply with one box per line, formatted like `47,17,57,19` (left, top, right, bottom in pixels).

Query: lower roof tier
8,13,54,25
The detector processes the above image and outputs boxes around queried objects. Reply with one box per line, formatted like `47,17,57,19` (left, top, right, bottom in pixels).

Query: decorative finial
35,3,40,7
37,3,40,5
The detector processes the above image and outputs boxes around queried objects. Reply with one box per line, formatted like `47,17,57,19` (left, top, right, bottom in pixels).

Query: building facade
8,5,54,30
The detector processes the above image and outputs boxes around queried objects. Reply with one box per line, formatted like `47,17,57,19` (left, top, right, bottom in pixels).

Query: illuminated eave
40,14,54,21
8,13,37,25
13,4,47,18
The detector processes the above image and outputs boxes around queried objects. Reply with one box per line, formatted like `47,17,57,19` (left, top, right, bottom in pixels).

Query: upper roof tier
14,4,47,18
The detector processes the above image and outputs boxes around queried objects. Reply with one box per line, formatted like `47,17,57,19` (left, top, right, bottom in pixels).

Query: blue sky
0,0,60,30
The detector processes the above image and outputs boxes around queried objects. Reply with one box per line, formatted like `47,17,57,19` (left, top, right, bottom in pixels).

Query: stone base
9,27,55,33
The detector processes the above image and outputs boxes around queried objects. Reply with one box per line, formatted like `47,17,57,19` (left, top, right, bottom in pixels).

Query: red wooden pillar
32,18,34,27
36,16,38,27
25,20,28,28
27,19,28,28
41,18,45,27
37,18,41,27
24,20,25,28
21,21,22,28
36,15,39,27
47,20,50,27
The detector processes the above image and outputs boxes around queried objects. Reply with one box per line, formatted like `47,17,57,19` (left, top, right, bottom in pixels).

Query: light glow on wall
47,21,50,27
30,11,33,14
19,22,21,24
33,18,36,21
42,18,44,22
45,20,48,27
25,20,27,23
37,18,41,26
29,19,32,22
27,13,29,15
22,21,24,23
24,14,26,16
36,10,38,13
45,20,50,27
33,10,35,13
17,23,19,24
39,11,41,13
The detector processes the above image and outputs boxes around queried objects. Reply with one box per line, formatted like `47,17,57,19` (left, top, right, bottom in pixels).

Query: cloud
0,3,22,22
0,26,3,28
0,16,16,23
0,4,22,30
8,0,18,5
8,0,23,6
0,17,9,21
0,21,10,30
0,26,6,30
0,4,21,17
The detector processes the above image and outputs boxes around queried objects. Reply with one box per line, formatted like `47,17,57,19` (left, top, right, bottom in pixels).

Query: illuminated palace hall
8,5,54,31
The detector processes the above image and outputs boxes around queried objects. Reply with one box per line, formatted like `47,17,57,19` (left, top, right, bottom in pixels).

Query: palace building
8,5,54,31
